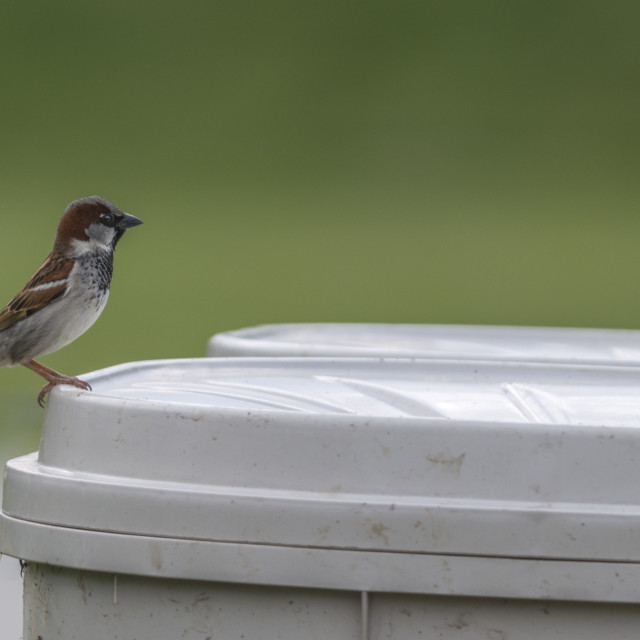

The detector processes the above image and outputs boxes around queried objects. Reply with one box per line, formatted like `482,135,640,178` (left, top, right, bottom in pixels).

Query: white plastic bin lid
207,323,640,365
4,357,640,598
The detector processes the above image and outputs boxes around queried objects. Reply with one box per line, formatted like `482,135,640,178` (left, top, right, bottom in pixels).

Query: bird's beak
118,212,144,229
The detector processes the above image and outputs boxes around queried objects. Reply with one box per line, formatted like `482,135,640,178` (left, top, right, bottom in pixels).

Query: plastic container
4,357,640,639
207,322,640,365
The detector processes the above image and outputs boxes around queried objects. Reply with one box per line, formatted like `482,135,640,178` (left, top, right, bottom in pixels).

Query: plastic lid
3,357,640,571
207,323,640,365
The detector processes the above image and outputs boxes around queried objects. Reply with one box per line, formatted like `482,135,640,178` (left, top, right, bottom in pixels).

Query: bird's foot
23,360,92,407
37,376,92,407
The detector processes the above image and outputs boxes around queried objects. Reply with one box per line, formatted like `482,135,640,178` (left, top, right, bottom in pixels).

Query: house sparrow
0,196,142,406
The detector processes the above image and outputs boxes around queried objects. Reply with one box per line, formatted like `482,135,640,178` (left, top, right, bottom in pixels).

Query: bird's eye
101,213,115,226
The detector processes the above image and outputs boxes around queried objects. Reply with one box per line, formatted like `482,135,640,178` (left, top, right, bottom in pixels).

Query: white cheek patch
71,236,111,256
86,222,116,244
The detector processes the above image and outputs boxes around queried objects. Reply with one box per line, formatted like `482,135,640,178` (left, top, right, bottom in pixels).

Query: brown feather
23,252,74,289
0,253,72,332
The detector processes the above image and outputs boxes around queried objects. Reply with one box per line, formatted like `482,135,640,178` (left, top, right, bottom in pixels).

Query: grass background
0,1,640,457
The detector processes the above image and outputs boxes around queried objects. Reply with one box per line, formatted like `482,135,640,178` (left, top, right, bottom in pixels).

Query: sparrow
0,196,143,406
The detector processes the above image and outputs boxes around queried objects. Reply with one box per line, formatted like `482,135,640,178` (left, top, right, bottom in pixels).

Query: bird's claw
38,377,92,407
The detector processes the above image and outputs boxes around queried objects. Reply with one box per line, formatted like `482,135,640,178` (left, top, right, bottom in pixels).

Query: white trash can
3,357,640,639
207,322,640,365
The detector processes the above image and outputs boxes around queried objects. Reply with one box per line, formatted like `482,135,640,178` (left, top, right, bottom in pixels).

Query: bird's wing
0,254,74,332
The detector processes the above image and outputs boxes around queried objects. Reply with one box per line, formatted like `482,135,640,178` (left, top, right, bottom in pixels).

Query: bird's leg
23,360,92,407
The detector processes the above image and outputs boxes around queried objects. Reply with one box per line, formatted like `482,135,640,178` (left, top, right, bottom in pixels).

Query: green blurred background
0,0,639,457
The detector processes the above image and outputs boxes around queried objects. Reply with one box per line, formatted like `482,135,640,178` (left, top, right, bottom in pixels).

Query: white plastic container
4,357,640,639
207,322,640,365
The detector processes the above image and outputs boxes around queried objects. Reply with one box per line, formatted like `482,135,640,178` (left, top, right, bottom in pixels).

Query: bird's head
55,196,143,256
